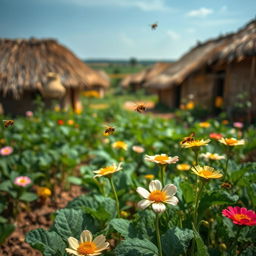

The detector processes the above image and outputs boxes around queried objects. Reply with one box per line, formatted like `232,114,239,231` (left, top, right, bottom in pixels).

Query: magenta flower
26,111,33,117
233,122,243,129
0,146,13,156
14,176,32,187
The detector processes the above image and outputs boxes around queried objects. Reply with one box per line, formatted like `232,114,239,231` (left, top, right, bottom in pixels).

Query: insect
180,132,195,144
221,182,232,189
135,103,146,113
150,22,158,30
3,120,14,128
104,125,115,136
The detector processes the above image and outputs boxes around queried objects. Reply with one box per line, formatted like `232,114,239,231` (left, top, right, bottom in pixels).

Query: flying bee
221,182,232,189
180,132,195,145
135,103,146,113
150,22,158,30
3,120,14,128
104,125,115,136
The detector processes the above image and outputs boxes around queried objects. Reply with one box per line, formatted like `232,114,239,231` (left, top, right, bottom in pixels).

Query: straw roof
145,19,256,89
84,69,110,88
0,38,104,97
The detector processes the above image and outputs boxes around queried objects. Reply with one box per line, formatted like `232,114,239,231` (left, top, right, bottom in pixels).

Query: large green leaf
114,238,159,256
109,218,137,238
25,228,66,256
161,227,194,256
19,192,38,202
0,223,15,245
52,209,83,240
192,225,209,256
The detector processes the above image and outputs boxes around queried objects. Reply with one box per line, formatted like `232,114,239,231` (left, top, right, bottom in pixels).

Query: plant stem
193,149,199,166
230,227,242,254
109,177,120,217
155,213,163,256
224,148,232,180
159,165,166,185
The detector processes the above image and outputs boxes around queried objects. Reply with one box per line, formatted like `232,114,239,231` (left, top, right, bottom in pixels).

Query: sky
0,0,255,60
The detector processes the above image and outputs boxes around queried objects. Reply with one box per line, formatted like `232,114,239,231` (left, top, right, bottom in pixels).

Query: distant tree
129,57,138,67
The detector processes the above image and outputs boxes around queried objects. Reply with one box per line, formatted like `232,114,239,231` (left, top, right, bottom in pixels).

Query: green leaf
25,228,66,256
67,176,82,185
52,209,83,241
161,227,194,256
114,238,159,256
192,224,209,256
109,218,137,238
19,192,38,202
180,181,194,204
0,223,15,245
240,246,256,256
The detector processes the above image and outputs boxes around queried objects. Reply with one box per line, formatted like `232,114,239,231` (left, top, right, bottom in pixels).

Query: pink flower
14,176,32,187
132,145,145,154
222,206,256,226
233,122,243,129
0,146,13,156
26,111,33,117
209,133,223,140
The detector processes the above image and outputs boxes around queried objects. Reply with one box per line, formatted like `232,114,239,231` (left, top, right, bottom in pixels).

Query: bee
104,125,115,136
3,120,14,128
180,132,195,144
135,103,147,113
221,182,232,189
150,22,158,30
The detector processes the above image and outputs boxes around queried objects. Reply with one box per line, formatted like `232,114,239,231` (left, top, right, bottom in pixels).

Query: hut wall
224,57,256,116
181,71,215,108
158,88,177,108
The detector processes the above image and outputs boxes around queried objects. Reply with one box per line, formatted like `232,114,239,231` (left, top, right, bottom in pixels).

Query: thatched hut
0,38,100,115
145,19,256,118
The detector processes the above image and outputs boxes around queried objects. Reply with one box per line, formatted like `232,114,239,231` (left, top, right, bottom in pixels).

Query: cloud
187,7,213,18
57,0,171,12
166,30,180,40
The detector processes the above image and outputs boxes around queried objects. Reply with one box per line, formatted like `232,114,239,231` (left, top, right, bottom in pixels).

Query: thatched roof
0,38,104,97
145,19,256,89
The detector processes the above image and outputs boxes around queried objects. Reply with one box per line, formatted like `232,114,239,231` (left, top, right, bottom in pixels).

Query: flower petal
80,230,92,242
152,203,166,213
163,184,177,197
149,180,162,192
67,237,79,250
136,187,150,198
137,199,152,209
65,248,78,255
166,196,179,205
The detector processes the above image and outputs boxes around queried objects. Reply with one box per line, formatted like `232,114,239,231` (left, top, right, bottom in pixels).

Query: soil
0,185,85,256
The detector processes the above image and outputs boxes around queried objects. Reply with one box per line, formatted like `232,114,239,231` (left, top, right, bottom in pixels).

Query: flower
200,152,225,160
209,133,223,140
83,90,100,98
186,101,194,110
145,154,179,165
0,146,13,156
215,96,223,108
136,180,178,213
57,120,64,125
199,122,211,128
66,230,109,256
222,120,229,125
181,139,210,148
132,145,145,154
112,141,127,150
191,165,223,179
233,122,244,129
176,163,191,171
93,163,122,178
219,137,245,146
222,206,256,226
68,120,74,125
121,210,129,218
144,174,155,180
54,105,61,112
26,111,33,117
36,186,52,198
14,176,31,187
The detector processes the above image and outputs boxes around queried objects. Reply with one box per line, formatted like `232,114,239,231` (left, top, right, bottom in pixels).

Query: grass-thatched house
145,19,256,119
0,38,104,115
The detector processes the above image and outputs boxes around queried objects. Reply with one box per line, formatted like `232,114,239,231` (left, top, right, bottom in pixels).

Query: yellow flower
54,105,60,112
186,101,195,110
36,186,52,198
191,165,223,179
199,122,211,128
145,154,179,165
144,174,155,180
66,230,109,256
75,108,82,115
89,104,109,110
200,152,225,160
121,210,129,218
93,163,122,178
215,96,223,108
176,163,191,171
112,141,128,150
67,120,74,125
219,138,245,146
181,139,210,148
83,90,100,98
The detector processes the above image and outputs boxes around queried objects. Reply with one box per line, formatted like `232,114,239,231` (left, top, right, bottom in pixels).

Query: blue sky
0,0,255,60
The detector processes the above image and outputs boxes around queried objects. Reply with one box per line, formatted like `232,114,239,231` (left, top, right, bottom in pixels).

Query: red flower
222,206,256,226
57,120,64,125
209,133,223,140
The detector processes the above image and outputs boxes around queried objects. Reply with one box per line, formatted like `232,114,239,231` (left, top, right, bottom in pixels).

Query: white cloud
187,7,213,18
56,0,171,12
166,30,180,40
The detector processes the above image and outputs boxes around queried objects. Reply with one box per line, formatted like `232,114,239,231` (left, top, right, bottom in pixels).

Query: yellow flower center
19,178,27,184
77,242,97,255
99,166,115,175
200,170,213,177
154,155,169,162
234,214,251,222
3,149,10,153
225,138,238,145
149,190,167,202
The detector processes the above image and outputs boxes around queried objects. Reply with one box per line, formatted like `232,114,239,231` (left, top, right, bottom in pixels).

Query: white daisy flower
145,154,179,165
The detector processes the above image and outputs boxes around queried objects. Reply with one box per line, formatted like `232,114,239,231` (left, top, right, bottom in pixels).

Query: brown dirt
0,185,85,256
